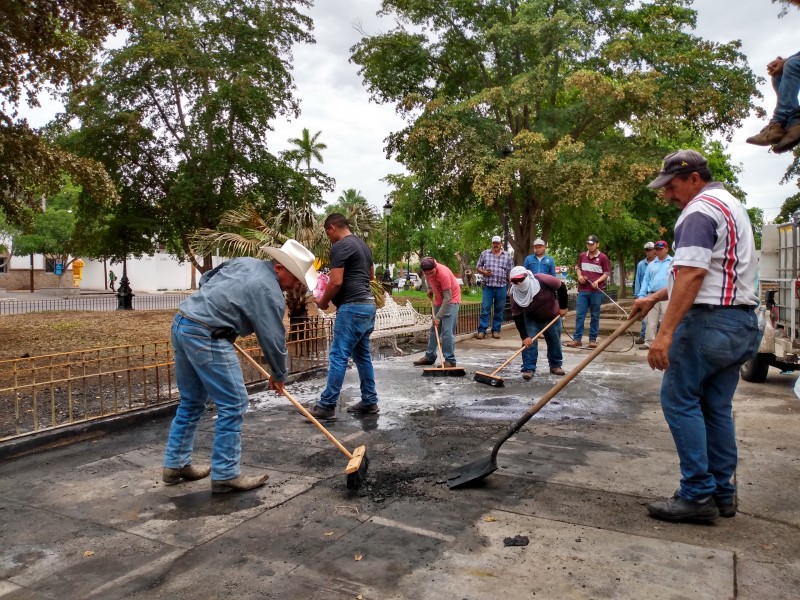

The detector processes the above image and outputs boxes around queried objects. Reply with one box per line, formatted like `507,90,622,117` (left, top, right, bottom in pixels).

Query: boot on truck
741,287,800,382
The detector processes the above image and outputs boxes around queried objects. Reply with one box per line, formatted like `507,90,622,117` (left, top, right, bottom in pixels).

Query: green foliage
65,0,315,272
351,0,761,262
0,1,123,227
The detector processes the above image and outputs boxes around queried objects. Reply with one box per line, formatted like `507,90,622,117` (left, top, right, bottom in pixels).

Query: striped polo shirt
669,182,758,306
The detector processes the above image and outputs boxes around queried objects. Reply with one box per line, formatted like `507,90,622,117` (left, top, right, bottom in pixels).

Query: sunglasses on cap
655,244,667,249
510,275,527,284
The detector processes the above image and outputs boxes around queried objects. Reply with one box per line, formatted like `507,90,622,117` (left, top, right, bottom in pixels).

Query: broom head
473,371,505,387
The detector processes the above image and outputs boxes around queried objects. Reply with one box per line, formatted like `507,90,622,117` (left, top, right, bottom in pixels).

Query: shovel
447,314,640,489
473,313,562,387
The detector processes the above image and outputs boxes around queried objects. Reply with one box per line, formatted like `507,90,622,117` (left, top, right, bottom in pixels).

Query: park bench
321,294,431,355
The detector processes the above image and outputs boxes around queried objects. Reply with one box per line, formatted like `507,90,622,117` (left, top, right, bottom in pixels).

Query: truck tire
740,353,772,383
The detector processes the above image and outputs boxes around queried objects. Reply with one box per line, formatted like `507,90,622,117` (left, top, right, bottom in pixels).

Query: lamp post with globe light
382,199,393,294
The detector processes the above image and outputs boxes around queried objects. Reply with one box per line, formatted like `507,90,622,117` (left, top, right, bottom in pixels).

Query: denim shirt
523,253,557,277
638,255,673,297
179,258,288,381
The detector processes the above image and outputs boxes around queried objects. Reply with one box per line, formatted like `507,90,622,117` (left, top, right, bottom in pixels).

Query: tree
12,178,82,288
0,0,123,226
284,128,333,208
325,189,380,249
65,0,315,273
351,0,761,260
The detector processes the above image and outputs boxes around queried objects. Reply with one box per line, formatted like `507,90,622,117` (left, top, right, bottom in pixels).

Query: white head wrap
509,266,540,307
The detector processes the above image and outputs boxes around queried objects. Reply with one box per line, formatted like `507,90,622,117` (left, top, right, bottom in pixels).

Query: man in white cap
475,234,514,339
163,239,317,494
635,149,760,522
634,242,657,344
523,238,556,277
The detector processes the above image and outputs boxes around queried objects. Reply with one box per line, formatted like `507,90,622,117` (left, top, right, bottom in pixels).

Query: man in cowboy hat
163,239,317,494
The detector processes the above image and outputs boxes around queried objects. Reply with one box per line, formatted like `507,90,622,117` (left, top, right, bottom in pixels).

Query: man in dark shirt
509,266,569,379
311,213,379,421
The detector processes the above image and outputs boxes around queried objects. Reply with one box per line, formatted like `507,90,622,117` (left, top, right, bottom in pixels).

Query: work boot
565,340,582,348
308,404,336,421
746,121,786,146
492,332,500,339
635,337,645,345
412,356,435,366
521,371,534,380
211,473,269,494
773,123,800,153
475,332,486,340
587,340,598,349
441,360,457,368
639,344,650,350
647,494,719,522
549,367,566,376
714,496,737,518
346,400,379,414
162,464,211,484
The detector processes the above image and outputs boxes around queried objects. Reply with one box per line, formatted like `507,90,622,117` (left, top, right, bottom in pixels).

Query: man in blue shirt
163,239,318,494
636,240,672,350
634,242,656,344
523,238,556,277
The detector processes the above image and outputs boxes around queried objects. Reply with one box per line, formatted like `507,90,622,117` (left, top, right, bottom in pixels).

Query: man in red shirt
413,257,462,367
566,235,610,349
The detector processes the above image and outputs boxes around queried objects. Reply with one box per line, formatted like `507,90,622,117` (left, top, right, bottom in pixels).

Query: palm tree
285,128,327,208
326,188,380,242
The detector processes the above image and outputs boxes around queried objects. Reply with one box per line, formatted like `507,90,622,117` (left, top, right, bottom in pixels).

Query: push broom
473,313,562,387
233,342,368,489
422,301,466,377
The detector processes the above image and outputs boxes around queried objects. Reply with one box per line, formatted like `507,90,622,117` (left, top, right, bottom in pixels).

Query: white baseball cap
644,242,655,250
491,235,502,243
533,238,545,246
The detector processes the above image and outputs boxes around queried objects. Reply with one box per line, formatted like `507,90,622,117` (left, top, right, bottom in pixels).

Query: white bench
321,294,431,355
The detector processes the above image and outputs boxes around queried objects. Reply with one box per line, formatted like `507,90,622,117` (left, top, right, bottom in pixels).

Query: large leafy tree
66,0,314,273
350,0,761,259
0,0,123,226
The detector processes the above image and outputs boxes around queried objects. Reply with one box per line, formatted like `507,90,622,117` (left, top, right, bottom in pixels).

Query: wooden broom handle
489,312,563,376
233,342,353,460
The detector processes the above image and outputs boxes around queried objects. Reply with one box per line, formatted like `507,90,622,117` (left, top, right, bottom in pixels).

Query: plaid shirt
477,249,513,287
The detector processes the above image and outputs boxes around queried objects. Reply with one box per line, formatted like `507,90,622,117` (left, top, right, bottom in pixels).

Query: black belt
177,310,238,342
344,299,376,305
691,304,754,312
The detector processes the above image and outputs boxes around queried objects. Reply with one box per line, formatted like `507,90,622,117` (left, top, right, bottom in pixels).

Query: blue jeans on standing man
772,53,800,128
479,285,507,334
660,307,760,503
573,291,603,342
423,303,460,364
164,314,250,481
521,314,563,373
318,302,378,410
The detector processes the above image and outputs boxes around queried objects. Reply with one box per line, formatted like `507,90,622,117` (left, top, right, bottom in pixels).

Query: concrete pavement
1,320,799,599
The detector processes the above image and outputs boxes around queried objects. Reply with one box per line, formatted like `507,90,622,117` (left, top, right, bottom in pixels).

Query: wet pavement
1,315,799,599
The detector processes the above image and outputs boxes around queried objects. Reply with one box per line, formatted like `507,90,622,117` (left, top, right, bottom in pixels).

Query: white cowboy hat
262,239,318,290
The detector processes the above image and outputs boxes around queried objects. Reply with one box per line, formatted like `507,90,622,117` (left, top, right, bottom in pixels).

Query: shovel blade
446,455,498,489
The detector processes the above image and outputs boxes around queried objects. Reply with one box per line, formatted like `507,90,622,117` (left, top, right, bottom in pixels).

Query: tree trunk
616,249,627,298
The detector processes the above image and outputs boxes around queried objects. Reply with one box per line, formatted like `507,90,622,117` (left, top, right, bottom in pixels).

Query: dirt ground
0,310,175,360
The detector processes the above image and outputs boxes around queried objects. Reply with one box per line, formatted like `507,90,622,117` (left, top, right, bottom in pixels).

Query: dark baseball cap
586,235,599,244
420,257,436,271
648,150,708,189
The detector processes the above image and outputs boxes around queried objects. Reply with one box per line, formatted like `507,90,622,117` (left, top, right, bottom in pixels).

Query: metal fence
0,294,191,315
0,317,334,443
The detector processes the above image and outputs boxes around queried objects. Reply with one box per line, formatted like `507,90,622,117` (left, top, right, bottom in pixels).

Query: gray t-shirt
330,234,373,307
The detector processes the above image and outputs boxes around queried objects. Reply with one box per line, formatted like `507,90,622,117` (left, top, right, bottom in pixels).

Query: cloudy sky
22,1,799,222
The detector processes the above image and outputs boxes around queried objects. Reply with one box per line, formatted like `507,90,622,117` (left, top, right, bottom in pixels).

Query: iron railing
0,294,191,315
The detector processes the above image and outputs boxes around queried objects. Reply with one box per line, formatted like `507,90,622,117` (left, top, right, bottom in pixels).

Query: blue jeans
573,291,602,341
164,314,250,481
319,302,378,410
479,286,507,334
424,303,460,364
521,314,563,373
772,54,800,127
660,307,760,503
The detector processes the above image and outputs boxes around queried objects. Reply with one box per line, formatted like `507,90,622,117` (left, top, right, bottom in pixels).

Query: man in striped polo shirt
634,149,761,523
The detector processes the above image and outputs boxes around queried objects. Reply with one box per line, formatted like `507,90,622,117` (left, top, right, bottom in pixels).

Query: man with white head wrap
508,265,569,379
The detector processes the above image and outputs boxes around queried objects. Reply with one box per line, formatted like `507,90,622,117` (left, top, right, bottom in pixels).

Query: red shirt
424,262,461,305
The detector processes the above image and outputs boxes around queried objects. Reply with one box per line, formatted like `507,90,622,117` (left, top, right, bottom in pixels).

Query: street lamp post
382,199,393,295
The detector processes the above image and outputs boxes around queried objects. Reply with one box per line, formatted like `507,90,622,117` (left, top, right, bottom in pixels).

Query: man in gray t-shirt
311,213,379,421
